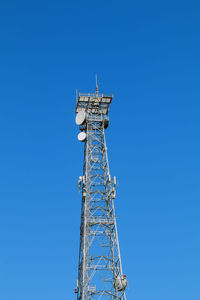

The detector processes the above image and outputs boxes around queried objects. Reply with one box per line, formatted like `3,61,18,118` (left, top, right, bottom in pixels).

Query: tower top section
75,91,113,115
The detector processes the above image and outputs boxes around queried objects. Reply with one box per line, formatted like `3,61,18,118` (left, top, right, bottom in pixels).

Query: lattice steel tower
75,82,127,300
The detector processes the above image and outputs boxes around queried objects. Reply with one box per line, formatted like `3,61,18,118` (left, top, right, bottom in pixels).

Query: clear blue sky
0,1,200,299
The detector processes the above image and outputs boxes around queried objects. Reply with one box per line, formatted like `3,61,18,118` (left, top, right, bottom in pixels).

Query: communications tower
75,82,128,299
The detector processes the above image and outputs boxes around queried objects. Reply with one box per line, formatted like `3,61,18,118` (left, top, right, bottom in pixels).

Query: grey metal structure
75,84,127,300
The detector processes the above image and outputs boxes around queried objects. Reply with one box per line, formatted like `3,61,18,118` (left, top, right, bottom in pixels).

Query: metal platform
75,93,113,115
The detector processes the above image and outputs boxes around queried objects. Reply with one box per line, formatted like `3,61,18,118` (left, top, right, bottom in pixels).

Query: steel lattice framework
75,88,127,300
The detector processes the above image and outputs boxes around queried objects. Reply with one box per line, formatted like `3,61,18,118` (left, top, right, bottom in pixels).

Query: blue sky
0,0,200,299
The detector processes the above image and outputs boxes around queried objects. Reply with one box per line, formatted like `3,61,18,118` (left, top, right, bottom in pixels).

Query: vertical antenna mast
95,74,98,96
75,84,128,299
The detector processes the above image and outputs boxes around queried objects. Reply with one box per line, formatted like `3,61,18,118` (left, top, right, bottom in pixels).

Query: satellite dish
78,132,86,142
76,110,86,125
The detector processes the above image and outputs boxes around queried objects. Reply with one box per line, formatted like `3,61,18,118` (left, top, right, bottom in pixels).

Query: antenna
95,74,99,95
